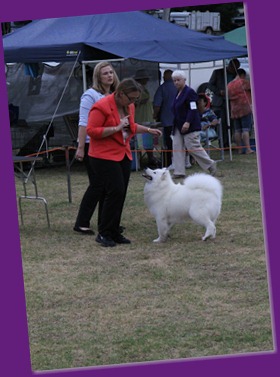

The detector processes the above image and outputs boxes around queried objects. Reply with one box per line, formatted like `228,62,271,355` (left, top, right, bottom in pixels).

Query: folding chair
14,156,50,228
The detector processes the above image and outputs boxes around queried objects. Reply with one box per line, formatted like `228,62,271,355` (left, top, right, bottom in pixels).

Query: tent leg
223,59,233,161
64,146,72,203
228,128,233,161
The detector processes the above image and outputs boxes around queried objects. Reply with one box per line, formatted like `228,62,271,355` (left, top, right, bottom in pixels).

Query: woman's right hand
119,115,130,131
75,146,85,162
181,122,190,133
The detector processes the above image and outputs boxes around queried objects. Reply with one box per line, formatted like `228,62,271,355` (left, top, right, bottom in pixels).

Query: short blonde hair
172,70,187,80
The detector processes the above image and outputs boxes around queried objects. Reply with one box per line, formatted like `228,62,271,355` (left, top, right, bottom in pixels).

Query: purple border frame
0,1,279,376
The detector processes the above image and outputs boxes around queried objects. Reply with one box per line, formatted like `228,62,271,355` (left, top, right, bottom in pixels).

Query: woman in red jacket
87,78,162,247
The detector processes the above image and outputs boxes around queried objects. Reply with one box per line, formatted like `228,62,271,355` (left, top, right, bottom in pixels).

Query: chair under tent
202,118,224,161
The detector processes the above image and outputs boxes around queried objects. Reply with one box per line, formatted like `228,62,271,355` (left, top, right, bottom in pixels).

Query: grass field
15,149,274,371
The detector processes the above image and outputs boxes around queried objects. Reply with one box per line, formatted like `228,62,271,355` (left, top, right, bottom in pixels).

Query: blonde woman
74,61,119,235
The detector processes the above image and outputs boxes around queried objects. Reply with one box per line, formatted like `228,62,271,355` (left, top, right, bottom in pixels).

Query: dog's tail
184,173,223,201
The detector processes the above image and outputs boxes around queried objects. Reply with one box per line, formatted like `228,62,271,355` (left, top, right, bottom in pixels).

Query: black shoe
95,233,116,247
113,234,131,244
119,225,126,234
73,226,95,235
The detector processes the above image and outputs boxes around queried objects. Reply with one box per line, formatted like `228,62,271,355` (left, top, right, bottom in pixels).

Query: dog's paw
153,238,161,243
153,237,166,243
202,234,215,241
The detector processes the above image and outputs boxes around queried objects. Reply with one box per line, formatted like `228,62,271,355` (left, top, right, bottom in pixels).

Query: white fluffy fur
143,168,223,243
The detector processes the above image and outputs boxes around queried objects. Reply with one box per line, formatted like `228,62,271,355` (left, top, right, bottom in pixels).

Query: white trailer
155,10,221,34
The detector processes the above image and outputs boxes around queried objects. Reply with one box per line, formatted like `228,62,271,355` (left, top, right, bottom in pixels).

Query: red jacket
86,93,137,161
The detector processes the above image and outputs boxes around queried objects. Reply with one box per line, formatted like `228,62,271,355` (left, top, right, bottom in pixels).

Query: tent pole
82,62,87,91
223,59,233,161
188,63,191,87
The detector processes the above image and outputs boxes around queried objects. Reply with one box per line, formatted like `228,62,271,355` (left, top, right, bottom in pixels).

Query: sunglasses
123,92,140,103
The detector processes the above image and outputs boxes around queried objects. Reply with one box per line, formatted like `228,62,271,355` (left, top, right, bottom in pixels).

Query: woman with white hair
171,70,217,178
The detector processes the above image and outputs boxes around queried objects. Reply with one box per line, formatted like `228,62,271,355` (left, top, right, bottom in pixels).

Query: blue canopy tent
3,10,247,166
3,11,247,64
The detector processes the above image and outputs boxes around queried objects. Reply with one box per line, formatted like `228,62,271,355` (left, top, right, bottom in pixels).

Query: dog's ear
161,168,171,181
161,170,167,180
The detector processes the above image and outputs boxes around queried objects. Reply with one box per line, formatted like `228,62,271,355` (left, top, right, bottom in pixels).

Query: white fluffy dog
142,168,223,243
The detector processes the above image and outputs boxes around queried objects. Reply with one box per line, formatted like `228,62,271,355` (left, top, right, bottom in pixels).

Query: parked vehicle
231,15,245,27
231,7,245,28
154,10,221,34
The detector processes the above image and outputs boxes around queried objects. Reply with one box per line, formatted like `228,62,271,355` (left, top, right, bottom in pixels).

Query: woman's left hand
149,128,162,136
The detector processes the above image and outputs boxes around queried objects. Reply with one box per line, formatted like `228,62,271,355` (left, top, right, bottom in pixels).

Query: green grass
15,150,274,371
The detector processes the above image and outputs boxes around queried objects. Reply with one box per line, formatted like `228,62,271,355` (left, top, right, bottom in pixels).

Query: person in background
171,70,217,178
153,69,177,168
208,58,240,148
134,69,158,167
86,78,162,247
227,68,254,155
197,93,219,143
73,61,119,235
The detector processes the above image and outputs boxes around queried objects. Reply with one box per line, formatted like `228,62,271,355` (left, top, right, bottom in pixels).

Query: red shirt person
227,68,254,155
